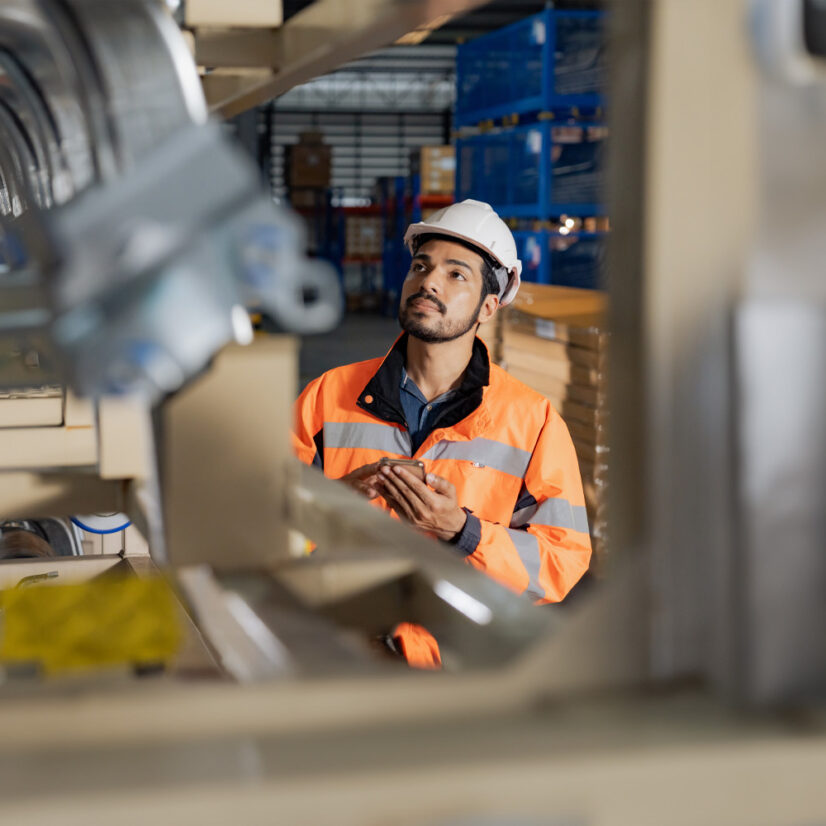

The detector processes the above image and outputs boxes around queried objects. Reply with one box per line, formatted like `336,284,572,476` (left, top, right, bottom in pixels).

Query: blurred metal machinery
0,0,342,401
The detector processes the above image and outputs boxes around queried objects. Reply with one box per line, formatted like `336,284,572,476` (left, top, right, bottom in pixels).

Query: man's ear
476,293,500,325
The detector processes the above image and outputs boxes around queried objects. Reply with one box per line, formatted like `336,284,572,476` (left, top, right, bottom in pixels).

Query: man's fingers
379,470,420,520
380,491,406,515
425,472,455,497
381,466,426,511
391,466,438,507
383,489,414,521
347,471,381,499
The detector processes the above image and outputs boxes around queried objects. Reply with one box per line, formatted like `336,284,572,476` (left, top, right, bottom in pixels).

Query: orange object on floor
392,622,442,670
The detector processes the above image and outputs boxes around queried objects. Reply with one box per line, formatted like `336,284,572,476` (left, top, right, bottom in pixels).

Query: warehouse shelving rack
289,187,345,275
408,173,453,224
455,9,606,129
456,120,607,219
454,7,608,290
379,175,410,315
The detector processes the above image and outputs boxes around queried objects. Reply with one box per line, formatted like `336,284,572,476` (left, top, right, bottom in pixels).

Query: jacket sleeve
459,405,592,604
292,376,325,469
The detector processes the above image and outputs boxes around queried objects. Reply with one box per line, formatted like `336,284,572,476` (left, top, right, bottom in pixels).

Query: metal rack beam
198,0,488,117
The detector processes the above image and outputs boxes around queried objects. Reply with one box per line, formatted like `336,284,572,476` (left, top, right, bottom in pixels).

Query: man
293,200,591,663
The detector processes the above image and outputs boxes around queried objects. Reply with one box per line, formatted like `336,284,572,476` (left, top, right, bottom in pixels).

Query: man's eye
412,263,426,272
451,271,466,280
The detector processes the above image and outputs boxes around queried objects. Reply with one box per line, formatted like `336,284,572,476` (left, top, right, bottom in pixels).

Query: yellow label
0,577,181,673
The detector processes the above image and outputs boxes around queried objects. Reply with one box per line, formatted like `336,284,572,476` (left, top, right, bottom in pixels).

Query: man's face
398,238,498,343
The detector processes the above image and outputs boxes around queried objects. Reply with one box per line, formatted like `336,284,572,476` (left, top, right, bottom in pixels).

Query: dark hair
412,233,500,298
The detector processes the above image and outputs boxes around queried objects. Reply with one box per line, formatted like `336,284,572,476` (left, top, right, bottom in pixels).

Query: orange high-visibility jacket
293,334,591,604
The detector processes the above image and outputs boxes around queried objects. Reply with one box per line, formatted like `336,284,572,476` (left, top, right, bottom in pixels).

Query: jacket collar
357,333,491,434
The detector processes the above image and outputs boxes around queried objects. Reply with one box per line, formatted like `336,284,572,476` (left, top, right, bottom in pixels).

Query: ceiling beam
197,0,488,118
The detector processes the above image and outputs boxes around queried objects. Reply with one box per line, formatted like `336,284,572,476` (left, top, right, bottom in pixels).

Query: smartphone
379,457,426,482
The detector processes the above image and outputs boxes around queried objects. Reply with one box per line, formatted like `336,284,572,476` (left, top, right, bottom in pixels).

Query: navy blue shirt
399,368,458,455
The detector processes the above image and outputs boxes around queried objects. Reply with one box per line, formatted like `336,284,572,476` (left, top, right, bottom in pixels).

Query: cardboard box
498,285,611,559
288,143,331,189
560,399,608,430
502,344,601,387
511,283,607,321
505,307,608,352
345,215,383,259
415,145,455,195
571,434,608,465
505,365,603,408
289,188,327,209
502,329,605,371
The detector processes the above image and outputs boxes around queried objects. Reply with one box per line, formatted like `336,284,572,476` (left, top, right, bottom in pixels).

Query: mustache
405,292,446,314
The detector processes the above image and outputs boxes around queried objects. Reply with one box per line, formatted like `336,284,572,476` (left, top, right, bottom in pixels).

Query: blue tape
70,517,131,535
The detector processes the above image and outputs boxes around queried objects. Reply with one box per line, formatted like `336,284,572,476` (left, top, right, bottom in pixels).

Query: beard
398,290,485,343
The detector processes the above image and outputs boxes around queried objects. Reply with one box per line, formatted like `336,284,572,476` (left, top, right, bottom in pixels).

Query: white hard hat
404,199,522,306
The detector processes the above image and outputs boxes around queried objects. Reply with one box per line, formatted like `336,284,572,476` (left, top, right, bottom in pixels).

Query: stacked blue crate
455,8,608,290
514,229,606,290
456,122,606,218
456,10,604,127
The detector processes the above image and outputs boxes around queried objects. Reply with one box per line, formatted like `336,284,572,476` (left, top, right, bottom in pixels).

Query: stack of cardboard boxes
287,131,331,205
498,284,610,562
411,145,455,217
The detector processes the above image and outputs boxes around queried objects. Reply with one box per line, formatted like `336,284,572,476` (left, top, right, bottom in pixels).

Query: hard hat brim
404,222,521,280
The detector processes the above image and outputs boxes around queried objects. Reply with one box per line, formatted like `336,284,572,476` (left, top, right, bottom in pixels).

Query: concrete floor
298,311,401,390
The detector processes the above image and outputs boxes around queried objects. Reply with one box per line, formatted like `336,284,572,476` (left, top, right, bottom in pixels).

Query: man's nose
419,267,444,294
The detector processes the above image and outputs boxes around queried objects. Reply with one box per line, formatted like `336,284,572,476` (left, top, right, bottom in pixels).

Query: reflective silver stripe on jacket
511,498,589,534
323,421,412,456
420,438,531,479
506,528,544,600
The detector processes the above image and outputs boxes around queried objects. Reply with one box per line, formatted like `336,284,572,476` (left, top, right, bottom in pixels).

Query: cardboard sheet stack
500,284,609,562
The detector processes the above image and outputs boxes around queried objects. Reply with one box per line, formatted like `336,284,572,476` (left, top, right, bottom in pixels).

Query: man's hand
340,461,383,500
378,464,467,541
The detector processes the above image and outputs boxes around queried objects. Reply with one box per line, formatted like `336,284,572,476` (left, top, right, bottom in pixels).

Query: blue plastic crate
456,9,606,128
456,122,607,219
514,229,606,290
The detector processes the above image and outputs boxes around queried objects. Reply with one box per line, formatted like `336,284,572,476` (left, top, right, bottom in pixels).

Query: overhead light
395,14,452,46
